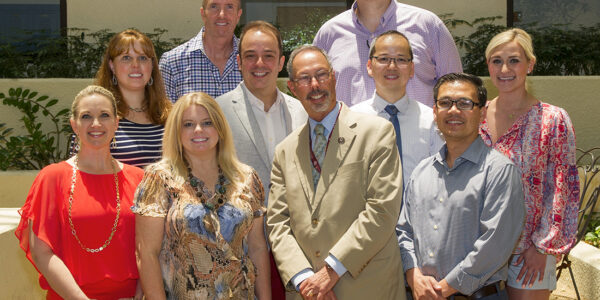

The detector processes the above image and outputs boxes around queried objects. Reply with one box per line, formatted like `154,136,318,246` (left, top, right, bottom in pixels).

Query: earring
110,136,117,149
112,74,118,85
71,134,80,155
147,76,154,86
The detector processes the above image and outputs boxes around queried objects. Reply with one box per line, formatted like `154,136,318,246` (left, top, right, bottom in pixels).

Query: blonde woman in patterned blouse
133,92,271,299
480,28,579,300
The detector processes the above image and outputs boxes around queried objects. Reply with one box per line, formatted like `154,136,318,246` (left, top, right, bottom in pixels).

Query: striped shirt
111,119,164,168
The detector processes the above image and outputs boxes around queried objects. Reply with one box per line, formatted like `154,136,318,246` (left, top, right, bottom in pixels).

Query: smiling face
109,41,153,92
434,80,485,145
180,104,219,160
287,49,337,121
487,41,535,94
239,29,285,97
367,34,414,100
201,0,242,38
70,94,119,150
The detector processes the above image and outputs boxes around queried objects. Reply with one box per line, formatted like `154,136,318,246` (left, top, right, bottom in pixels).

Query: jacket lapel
312,105,355,212
293,124,315,209
232,86,271,168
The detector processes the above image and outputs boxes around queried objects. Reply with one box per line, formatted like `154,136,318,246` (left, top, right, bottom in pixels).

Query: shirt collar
434,137,486,168
241,81,283,112
309,102,341,135
351,0,397,30
189,27,240,55
373,92,409,115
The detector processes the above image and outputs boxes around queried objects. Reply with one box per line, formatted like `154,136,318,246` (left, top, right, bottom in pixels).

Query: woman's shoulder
121,163,145,178
36,161,72,179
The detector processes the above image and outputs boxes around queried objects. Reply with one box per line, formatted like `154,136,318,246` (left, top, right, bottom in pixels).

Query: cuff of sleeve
400,251,417,273
291,268,314,291
445,266,480,295
325,254,347,277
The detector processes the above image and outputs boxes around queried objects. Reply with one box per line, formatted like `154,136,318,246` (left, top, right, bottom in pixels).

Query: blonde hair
95,29,171,125
71,85,117,119
485,28,536,62
160,92,249,192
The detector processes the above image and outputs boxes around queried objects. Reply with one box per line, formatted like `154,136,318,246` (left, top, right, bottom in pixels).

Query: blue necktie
384,105,403,160
312,123,327,188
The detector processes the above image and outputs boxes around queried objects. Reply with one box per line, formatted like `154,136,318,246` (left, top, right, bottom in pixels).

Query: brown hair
95,29,171,125
239,20,283,58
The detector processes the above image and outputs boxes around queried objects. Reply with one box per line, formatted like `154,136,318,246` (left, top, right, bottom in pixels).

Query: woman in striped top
95,29,172,168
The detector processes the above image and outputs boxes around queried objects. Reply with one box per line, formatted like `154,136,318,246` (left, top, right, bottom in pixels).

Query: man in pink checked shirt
314,0,462,108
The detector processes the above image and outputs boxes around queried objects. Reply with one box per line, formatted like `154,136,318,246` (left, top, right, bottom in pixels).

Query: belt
406,281,505,300
450,281,506,300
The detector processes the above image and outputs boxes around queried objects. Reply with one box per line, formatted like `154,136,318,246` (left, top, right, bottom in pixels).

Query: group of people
15,0,580,300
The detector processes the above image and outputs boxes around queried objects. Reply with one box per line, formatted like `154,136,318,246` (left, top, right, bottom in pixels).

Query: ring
307,290,313,297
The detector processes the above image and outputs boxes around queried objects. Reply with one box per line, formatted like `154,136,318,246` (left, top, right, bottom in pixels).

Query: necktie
384,105,403,160
312,123,327,188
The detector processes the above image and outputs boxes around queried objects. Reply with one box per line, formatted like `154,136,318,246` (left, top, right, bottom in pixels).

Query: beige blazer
267,105,406,300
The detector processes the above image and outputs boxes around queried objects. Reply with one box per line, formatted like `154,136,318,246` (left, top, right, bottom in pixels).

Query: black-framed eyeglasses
435,97,482,111
370,56,412,66
293,69,331,86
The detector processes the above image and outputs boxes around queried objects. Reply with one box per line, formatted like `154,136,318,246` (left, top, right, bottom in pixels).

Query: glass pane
241,0,346,29
513,0,600,27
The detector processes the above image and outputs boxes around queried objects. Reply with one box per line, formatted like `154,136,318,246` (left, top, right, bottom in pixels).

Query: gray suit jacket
217,83,307,203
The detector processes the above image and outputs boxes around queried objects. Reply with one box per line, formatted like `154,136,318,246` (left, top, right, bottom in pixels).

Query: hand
515,246,548,288
299,265,340,299
406,268,445,300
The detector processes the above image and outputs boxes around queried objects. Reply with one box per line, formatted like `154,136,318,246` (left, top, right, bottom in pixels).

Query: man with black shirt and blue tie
351,30,444,186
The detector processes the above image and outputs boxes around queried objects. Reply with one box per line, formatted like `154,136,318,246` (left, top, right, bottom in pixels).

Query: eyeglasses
435,98,482,111
370,56,412,66
293,70,331,87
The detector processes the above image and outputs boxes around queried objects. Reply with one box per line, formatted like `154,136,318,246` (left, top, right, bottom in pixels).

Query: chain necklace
68,155,120,253
187,165,228,211
128,105,147,113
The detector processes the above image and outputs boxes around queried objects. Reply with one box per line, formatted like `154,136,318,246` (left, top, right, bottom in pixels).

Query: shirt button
439,198,444,203
315,251,321,257
433,225,438,230
429,252,434,258
312,219,318,225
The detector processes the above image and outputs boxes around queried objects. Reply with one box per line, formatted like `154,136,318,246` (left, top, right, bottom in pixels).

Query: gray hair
286,44,332,80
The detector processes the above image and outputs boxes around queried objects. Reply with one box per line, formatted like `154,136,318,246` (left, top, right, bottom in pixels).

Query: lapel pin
338,137,345,144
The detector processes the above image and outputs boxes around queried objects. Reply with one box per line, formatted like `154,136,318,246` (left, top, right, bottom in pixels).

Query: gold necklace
68,155,120,253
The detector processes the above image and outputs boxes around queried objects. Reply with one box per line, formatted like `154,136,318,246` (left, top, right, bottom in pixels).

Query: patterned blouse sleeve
131,164,170,218
532,107,580,254
247,169,266,218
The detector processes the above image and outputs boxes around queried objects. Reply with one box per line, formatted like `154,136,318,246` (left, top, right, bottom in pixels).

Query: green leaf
28,91,38,99
22,89,30,98
37,95,49,102
46,99,58,107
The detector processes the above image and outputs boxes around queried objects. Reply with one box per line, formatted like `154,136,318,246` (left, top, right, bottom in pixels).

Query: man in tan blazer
267,45,406,300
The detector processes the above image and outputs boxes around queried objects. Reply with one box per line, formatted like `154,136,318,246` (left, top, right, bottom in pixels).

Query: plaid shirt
159,27,242,102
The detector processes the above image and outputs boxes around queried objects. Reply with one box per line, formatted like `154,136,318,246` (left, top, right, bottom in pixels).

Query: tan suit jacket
267,104,406,300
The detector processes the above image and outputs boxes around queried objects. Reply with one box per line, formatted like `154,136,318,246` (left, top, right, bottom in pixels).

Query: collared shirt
308,102,341,149
480,102,580,255
313,1,462,107
241,82,287,164
159,27,242,102
350,93,444,185
397,137,525,295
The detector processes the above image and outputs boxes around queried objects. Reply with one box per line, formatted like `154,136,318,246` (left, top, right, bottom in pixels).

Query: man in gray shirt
397,73,525,300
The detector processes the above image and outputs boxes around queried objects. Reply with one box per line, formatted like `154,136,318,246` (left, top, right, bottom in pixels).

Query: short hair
433,73,487,106
286,45,332,80
485,28,536,62
368,30,413,60
71,85,117,119
239,21,283,58
95,29,171,125
161,92,248,191
202,0,241,10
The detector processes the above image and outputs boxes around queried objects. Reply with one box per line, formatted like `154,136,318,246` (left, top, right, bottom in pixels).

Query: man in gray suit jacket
216,21,306,299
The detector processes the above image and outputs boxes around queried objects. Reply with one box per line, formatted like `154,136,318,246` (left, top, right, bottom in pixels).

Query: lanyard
308,109,341,174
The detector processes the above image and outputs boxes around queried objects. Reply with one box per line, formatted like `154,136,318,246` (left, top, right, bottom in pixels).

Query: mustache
307,89,329,99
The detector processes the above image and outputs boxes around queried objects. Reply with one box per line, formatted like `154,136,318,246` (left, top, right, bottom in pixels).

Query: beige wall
0,227,45,298
67,0,203,41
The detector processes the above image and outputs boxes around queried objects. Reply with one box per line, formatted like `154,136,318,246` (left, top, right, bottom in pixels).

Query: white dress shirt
242,82,288,164
350,93,444,185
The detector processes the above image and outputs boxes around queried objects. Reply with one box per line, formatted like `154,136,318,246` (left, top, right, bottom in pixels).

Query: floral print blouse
132,163,265,299
480,102,580,255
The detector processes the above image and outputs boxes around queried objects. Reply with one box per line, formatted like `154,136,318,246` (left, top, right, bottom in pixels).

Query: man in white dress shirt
351,30,444,185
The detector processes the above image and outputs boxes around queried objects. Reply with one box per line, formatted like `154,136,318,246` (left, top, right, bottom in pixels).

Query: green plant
584,213,600,248
0,88,72,170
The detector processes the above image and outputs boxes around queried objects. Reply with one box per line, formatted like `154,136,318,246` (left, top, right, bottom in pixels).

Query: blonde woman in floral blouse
480,28,579,300
133,92,271,299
